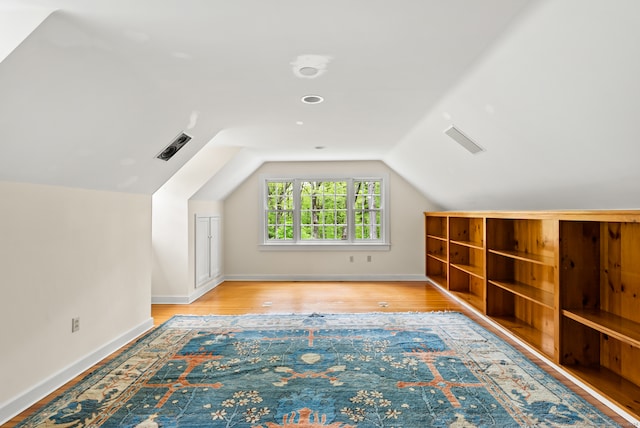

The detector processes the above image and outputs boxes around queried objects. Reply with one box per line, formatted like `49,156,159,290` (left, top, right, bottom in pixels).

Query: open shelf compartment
492,313,555,358
560,219,640,418
487,252,556,309
487,218,557,266
449,242,484,278
425,215,447,240
561,316,640,417
426,256,447,289
426,236,447,263
449,216,484,249
449,267,485,312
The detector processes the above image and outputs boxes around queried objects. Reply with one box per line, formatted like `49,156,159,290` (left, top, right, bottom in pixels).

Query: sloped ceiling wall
0,11,217,194
0,5,53,63
385,0,640,210
0,0,532,200
1,1,638,210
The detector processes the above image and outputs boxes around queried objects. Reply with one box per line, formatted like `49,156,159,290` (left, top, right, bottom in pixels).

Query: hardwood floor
151,281,458,325
2,281,631,426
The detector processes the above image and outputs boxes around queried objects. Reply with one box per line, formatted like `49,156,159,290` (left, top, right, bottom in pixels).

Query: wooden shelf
425,215,447,241
426,234,447,242
562,309,640,348
426,253,447,264
450,290,483,311
451,262,484,279
491,315,555,358
489,279,554,309
427,274,447,289
450,239,484,250
562,364,640,419
489,249,555,267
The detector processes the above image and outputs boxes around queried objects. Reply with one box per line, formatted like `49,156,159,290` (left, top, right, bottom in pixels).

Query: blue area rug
17,312,620,427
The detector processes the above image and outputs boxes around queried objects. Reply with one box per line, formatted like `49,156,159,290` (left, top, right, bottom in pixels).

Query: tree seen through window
265,178,382,243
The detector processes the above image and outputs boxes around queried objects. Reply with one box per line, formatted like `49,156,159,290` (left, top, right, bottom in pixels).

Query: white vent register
444,125,485,154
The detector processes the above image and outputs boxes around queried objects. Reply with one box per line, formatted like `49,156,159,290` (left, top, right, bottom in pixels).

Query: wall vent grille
157,132,192,161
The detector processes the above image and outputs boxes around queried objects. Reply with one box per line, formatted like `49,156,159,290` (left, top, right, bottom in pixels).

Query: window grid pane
266,181,294,240
300,181,347,240
354,180,382,240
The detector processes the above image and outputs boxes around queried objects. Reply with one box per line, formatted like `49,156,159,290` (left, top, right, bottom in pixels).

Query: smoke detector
156,132,192,161
291,54,332,79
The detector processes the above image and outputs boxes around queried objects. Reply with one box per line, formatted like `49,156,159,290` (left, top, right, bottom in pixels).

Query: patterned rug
17,312,620,427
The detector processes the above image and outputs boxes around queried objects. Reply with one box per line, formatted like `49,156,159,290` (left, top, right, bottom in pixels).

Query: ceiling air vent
156,132,192,161
444,125,485,154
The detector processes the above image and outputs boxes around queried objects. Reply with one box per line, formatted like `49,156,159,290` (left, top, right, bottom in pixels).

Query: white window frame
260,174,390,251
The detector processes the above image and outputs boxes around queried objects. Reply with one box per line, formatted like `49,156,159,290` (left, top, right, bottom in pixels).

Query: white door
195,215,221,287
210,216,221,279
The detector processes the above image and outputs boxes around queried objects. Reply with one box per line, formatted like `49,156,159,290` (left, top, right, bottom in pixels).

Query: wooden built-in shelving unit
448,216,485,312
424,210,640,421
425,215,448,289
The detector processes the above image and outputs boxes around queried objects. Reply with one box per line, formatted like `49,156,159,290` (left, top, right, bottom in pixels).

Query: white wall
385,0,640,210
151,145,240,302
0,181,152,419
151,188,189,299
224,161,440,280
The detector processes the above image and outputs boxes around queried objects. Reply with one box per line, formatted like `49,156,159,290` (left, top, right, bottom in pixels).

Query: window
262,176,388,249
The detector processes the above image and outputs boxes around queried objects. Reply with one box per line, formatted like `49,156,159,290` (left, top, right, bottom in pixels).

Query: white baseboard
188,277,224,303
151,277,224,304
151,294,191,304
0,318,154,425
224,274,429,282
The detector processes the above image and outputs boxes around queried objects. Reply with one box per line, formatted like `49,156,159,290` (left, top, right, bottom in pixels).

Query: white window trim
259,173,390,251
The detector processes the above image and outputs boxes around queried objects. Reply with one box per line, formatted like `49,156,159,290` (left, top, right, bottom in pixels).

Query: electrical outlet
367,255,372,262
72,317,80,333
349,255,354,263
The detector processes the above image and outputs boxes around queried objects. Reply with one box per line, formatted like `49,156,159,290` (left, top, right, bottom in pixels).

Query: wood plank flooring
2,281,631,426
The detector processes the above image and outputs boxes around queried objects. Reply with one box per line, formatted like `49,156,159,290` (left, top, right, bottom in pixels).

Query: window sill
259,242,390,251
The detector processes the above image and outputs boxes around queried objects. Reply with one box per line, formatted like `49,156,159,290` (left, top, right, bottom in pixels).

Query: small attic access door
195,215,221,288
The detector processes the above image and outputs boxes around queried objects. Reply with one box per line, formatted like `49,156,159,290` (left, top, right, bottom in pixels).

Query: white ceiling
2,0,638,210
0,0,531,198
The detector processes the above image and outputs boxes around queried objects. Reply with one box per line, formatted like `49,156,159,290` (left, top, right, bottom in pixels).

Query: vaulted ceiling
1,0,638,210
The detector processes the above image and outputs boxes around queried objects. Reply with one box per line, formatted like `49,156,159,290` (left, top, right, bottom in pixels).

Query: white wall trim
0,317,154,425
151,277,224,304
189,277,224,303
225,274,428,282
151,295,191,304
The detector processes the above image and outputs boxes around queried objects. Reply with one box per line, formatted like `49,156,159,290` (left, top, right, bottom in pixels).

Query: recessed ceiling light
302,95,324,104
296,121,304,125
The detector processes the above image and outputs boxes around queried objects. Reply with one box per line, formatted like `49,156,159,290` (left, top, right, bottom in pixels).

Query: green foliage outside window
354,180,381,240
266,179,382,242
266,181,293,240
300,181,347,240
